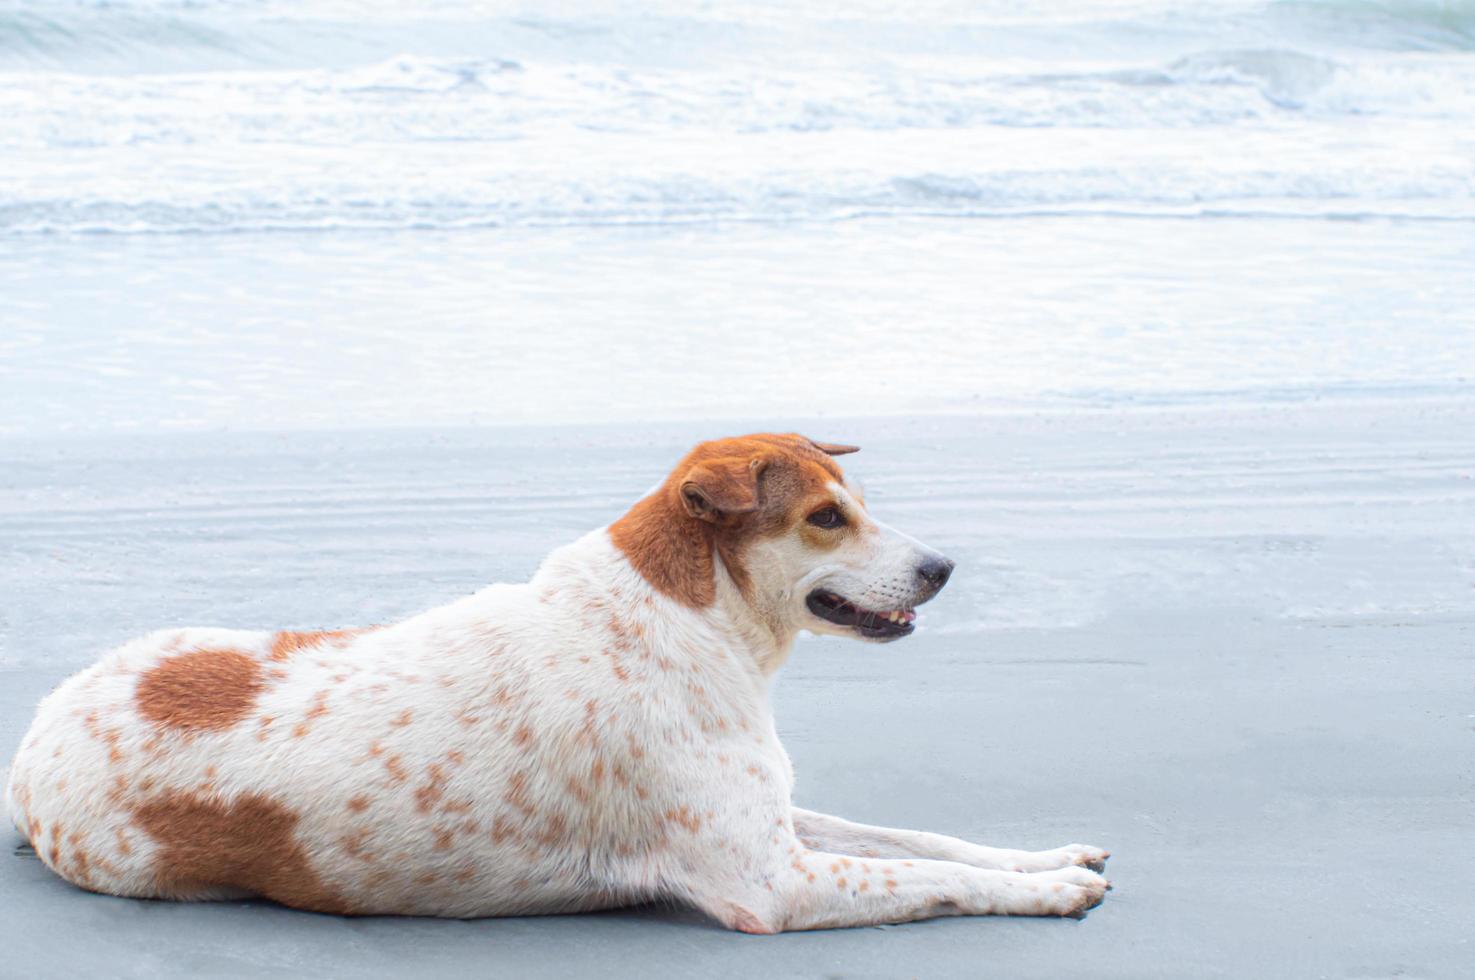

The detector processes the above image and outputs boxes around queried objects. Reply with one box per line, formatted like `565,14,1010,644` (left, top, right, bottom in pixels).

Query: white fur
7,515,1110,929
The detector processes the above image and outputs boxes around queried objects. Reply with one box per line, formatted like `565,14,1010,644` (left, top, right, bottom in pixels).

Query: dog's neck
603,490,798,677
708,555,797,676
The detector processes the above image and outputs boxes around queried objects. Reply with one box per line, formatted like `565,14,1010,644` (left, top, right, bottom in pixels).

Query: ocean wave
3,1,1472,236
4,0,1475,75
1268,0,1475,51
6,170,1471,236
4,46,1474,158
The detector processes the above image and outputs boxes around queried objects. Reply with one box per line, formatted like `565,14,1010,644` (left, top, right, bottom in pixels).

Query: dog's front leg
687,844,1109,933
791,807,1109,873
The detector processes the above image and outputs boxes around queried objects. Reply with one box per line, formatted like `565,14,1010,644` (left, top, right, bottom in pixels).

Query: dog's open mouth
805,589,917,640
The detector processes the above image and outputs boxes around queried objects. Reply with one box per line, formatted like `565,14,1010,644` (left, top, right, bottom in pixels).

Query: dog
5,433,1109,931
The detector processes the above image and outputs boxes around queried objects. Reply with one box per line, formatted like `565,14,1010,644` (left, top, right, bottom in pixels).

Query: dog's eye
807,507,845,529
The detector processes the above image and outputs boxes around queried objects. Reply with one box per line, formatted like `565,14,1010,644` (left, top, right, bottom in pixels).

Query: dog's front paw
1034,865,1111,918
1004,843,1110,874
1052,843,1110,873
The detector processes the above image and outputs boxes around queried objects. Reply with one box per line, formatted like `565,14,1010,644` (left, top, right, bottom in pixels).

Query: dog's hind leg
790,807,1109,873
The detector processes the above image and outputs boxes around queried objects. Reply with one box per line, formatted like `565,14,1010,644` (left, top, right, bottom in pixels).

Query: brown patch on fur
663,805,702,834
346,795,371,813
490,816,517,844
533,813,568,847
389,709,413,728
608,433,851,607
136,649,264,732
268,628,371,662
340,829,373,861
291,690,331,738
505,771,534,816
132,790,352,914
414,763,449,813
383,755,409,783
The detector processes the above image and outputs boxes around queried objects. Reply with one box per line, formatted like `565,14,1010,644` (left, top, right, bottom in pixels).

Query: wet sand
3,397,1473,978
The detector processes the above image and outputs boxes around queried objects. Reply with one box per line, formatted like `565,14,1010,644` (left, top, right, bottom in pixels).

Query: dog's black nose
917,556,954,590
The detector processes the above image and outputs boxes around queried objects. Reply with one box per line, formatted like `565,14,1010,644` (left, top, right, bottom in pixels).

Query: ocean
1,0,1472,434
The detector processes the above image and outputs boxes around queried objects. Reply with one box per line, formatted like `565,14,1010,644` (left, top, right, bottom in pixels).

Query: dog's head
611,433,953,644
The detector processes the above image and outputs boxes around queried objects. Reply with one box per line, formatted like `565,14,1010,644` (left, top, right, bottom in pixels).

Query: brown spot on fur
269,628,369,662
346,795,371,814
384,755,408,783
389,709,413,728
132,790,351,914
291,690,331,738
432,827,454,851
663,806,702,834
136,649,263,732
505,771,533,815
414,871,437,886
609,433,849,607
534,813,568,847
340,829,373,861
603,651,631,681
415,764,449,813
490,816,517,844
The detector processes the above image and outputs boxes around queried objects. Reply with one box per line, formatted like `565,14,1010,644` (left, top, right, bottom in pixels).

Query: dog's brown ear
680,456,769,522
808,439,859,457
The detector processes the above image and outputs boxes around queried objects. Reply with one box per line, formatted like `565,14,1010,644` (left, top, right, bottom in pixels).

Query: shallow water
4,215,1474,436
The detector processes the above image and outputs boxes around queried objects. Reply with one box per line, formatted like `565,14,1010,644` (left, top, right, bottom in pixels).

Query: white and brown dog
5,433,1110,931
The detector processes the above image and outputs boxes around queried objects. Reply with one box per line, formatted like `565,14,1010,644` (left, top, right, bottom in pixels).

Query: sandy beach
5,0,1474,972
4,397,1472,977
